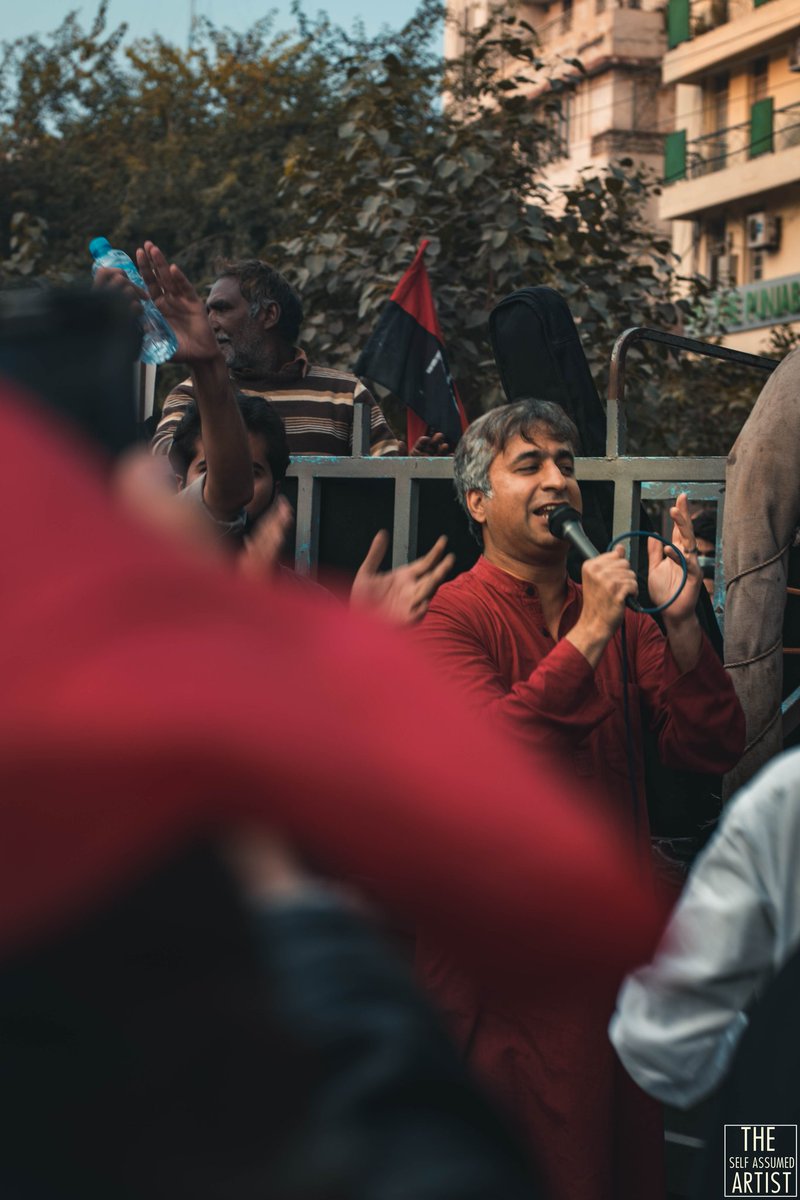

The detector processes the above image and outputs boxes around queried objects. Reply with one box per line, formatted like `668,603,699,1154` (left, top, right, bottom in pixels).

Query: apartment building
445,0,671,220
660,0,800,351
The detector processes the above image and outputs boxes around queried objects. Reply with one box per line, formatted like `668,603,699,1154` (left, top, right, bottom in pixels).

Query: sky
2,0,424,48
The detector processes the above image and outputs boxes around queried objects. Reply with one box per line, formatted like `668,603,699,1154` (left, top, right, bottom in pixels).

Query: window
750,57,769,103
549,93,573,159
704,72,729,133
706,218,727,281
561,0,573,34
560,92,573,149
749,248,765,282
701,73,729,172
706,219,738,287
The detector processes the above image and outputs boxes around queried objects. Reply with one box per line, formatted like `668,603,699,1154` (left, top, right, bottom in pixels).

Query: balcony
529,3,664,62
664,0,800,86
661,100,800,218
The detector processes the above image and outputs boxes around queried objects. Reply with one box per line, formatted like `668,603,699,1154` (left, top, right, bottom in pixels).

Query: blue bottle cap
89,237,111,259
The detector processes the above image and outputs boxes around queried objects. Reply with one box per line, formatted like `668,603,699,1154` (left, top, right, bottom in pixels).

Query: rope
724,636,783,671
740,707,782,758
725,540,793,590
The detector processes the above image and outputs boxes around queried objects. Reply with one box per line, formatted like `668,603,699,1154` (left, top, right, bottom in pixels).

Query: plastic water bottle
89,237,178,365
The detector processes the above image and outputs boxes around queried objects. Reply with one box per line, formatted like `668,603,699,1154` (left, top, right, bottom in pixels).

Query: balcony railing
688,102,800,176
776,101,800,149
667,0,760,48
664,100,800,183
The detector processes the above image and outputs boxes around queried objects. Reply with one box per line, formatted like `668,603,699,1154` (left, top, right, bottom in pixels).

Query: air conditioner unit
788,37,800,72
746,212,781,250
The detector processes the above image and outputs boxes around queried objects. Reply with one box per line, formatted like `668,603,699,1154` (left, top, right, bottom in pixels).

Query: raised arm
135,242,252,521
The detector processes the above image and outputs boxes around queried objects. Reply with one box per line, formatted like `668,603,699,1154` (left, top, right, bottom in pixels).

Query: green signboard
711,273,800,333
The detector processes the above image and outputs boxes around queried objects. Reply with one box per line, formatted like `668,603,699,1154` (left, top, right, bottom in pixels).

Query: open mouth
532,503,566,520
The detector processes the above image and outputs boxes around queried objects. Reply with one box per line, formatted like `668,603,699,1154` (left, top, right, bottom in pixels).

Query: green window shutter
667,0,691,48
750,97,774,157
664,129,687,183
753,0,770,8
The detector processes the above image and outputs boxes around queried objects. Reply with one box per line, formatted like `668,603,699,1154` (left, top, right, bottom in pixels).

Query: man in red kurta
417,399,745,1200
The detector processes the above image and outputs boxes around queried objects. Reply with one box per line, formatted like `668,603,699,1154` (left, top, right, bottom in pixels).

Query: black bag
489,285,607,455
489,286,613,569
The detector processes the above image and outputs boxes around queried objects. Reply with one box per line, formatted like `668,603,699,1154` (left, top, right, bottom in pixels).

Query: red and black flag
356,241,468,449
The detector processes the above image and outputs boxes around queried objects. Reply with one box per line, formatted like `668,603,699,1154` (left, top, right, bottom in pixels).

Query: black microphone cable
548,504,691,859
606,530,688,617
605,530,689,859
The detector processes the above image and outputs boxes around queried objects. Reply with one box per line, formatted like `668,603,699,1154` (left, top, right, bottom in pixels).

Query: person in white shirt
610,747,800,1108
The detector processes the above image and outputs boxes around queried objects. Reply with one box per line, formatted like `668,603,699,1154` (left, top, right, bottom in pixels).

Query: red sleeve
630,614,745,774
420,590,615,757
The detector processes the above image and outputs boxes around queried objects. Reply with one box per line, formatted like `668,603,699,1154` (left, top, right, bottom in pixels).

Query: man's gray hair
454,399,581,544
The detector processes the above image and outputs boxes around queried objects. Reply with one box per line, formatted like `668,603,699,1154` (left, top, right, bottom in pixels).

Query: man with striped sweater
151,258,403,458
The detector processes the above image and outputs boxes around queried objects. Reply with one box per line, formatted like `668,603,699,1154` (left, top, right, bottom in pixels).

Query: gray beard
227,345,284,379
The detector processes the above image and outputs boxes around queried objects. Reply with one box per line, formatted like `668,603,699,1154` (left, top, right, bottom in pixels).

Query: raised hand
647,493,703,622
134,241,219,365
350,532,455,625
646,493,704,672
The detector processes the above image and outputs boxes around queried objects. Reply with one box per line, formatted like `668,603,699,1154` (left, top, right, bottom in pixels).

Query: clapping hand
351,532,454,625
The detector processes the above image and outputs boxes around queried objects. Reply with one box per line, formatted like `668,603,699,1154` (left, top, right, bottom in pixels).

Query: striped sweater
151,349,400,457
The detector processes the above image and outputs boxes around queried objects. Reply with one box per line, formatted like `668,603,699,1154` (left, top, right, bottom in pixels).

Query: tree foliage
0,1,785,451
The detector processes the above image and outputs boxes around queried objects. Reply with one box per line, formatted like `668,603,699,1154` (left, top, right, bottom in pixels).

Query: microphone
548,504,641,611
547,504,600,561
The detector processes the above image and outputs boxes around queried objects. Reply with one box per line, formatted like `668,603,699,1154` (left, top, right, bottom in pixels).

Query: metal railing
287,328,778,629
776,101,800,150
685,101,800,179
605,326,777,627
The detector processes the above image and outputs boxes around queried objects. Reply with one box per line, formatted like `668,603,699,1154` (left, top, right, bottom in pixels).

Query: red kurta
417,554,745,1200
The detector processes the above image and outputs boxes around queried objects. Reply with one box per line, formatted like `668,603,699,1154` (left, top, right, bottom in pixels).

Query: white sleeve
610,752,800,1108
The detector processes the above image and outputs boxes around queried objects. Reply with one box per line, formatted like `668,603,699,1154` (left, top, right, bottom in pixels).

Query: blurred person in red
0,341,670,1197
416,400,745,1200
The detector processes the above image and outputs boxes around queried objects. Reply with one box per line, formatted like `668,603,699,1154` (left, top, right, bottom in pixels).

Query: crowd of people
1,235,796,1200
